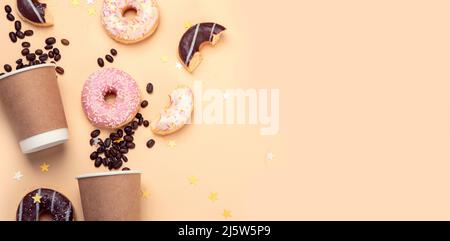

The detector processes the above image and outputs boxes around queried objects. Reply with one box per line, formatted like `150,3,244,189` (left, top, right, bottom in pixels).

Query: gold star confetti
71,0,80,6
222,209,232,219
32,193,42,203
184,21,192,29
13,171,23,181
188,176,198,185
88,7,96,16
168,140,176,148
141,190,150,199
208,192,218,202
160,55,169,63
39,162,50,172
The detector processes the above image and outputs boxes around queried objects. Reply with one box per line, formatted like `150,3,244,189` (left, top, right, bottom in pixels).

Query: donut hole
104,91,117,105
38,212,53,221
122,7,138,20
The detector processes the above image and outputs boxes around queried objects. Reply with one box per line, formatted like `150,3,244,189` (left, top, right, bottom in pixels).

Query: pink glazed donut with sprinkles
102,0,160,44
81,68,141,129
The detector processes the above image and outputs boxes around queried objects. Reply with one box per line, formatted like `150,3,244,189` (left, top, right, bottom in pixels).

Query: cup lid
19,128,68,154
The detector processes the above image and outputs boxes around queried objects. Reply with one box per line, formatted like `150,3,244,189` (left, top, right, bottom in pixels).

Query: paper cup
0,64,68,154
76,170,142,221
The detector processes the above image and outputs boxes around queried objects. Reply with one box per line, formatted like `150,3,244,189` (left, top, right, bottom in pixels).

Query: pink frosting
81,68,141,129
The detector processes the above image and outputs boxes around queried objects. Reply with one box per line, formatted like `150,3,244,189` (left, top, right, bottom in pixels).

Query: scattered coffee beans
9,32,17,43
14,20,21,31
45,37,56,45
91,129,101,138
24,30,33,36
122,167,130,171
110,48,117,56
4,5,12,13
146,83,153,94
143,120,149,127
61,39,70,46
16,31,24,39
146,139,155,149
4,64,12,72
141,100,148,108
6,13,14,21
54,54,61,62
21,42,30,48
21,48,29,56
55,66,64,75
97,58,104,67
35,49,43,55
105,54,114,63
44,45,53,50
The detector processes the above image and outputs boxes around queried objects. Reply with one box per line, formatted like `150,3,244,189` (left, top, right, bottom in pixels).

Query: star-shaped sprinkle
88,7,96,16
141,190,150,199
160,55,169,63
168,140,176,148
184,21,192,29
39,162,50,172
222,209,232,218
266,152,275,161
71,0,80,6
175,62,183,70
32,193,42,203
86,0,95,4
208,192,218,202
13,171,23,181
188,176,198,185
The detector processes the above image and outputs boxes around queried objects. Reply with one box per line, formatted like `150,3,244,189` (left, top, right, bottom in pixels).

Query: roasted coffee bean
16,31,24,39
105,54,114,63
126,142,135,149
138,118,143,126
117,129,123,137
104,138,112,147
97,146,105,154
102,157,109,167
24,30,33,36
26,53,36,61
110,148,117,156
6,13,14,21
3,64,12,72
39,54,48,62
9,32,17,43
90,151,98,160
21,42,30,48
143,120,149,127
14,21,21,31
105,150,111,158
5,5,12,13
61,39,70,46
16,63,23,70
141,100,148,108
123,135,133,142
135,113,142,119
110,48,117,56
146,139,155,149
91,129,101,138
21,48,29,56
97,58,104,67
55,66,64,75
53,48,60,55
45,37,56,45
124,126,132,135
113,160,123,169
122,167,130,171
33,60,40,65
122,155,128,162
16,59,22,64
119,141,127,148
35,49,43,55
54,54,61,62
45,45,53,50
131,121,138,130
146,82,153,94
94,157,103,167
89,138,95,146
110,132,119,140
48,51,54,58
119,148,128,154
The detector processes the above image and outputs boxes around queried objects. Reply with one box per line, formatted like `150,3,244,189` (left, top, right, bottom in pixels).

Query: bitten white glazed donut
101,0,159,44
151,86,194,135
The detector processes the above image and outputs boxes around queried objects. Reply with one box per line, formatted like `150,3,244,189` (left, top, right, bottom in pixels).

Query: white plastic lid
19,128,68,154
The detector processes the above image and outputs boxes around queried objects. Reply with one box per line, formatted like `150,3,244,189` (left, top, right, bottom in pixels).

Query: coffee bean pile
97,49,118,68
88,108,155,171
1,5,69,76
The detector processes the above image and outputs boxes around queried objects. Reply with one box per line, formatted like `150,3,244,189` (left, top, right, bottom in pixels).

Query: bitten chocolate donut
16,0,53,27
178,22,226,72
17,188,74,221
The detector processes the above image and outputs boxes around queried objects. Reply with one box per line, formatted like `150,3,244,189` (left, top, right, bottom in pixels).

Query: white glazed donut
151,86,194,135
101,0,159,44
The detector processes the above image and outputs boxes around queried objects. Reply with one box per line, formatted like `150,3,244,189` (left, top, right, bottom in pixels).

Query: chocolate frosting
16,188,74,221
17,0,46,23
178,22,226,66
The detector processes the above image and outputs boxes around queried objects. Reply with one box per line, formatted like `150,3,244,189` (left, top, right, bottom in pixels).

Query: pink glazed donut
81,68,141,129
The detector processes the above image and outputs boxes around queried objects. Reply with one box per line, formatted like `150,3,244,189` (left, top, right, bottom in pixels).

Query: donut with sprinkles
178,22,226,72
101,0,160,44
16,188,74,221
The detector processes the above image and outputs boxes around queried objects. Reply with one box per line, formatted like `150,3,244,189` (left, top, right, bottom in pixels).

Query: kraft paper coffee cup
0,64,68,154
76,170,142,221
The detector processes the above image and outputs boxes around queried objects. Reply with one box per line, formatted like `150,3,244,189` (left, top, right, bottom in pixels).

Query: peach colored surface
1,0,450,221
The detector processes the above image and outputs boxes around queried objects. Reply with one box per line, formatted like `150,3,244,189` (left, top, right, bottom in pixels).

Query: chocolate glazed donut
16,0,53,26
17,188,74,221
178,22,226,72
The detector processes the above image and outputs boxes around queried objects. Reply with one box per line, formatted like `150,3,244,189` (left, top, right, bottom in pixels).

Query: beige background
1,0,450,220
